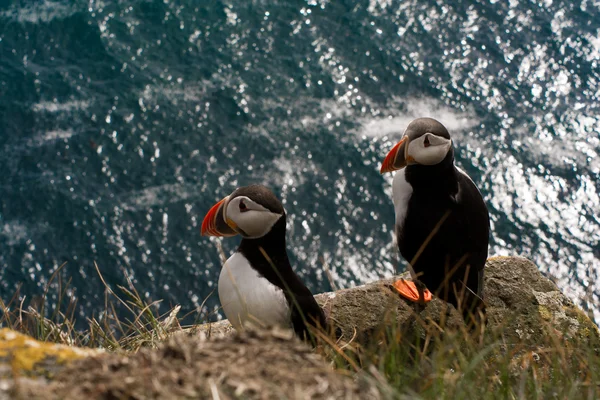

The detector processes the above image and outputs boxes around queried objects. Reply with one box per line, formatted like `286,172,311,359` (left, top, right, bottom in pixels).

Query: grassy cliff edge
1,256,599,399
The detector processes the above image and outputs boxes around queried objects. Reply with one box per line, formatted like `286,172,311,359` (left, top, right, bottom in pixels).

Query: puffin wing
287,290,327,337
278,270,327,338
452,167,490,293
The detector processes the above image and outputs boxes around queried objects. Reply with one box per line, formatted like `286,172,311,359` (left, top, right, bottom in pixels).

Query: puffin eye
239,200,248,212
424,136,431,148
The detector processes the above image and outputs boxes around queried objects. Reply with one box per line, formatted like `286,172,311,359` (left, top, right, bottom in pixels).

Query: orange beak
201,196,237,237
380,136,409,174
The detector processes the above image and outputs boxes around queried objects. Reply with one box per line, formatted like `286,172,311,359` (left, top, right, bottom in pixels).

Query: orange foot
393,279,432,303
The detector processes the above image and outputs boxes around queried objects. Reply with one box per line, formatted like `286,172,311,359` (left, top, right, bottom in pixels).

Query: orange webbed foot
393,279,432,303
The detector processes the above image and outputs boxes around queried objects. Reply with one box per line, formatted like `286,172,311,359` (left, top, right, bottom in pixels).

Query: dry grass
2,261,600,399
0,262,206,352
320,310,600,399
21,328,377,400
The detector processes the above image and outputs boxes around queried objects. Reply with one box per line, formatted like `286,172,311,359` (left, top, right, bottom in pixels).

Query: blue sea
1,0,599,324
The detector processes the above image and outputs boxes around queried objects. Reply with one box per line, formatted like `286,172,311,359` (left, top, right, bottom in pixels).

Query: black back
237,208,327,340
399,149,490,320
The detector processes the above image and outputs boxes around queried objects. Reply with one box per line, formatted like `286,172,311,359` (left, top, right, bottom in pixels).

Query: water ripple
1,0,599,321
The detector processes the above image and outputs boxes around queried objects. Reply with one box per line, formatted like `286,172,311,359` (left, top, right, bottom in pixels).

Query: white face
224,196,283,239
406,132,452,166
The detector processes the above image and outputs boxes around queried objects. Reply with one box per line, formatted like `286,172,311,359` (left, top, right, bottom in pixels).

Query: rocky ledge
1,256,598,399
199,256,599,345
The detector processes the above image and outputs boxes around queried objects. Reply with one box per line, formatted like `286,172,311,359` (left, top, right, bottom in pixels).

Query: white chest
391,168,414,238
218,252,290,331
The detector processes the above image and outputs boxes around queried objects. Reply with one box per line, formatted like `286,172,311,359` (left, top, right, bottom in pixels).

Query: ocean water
0,0,599,323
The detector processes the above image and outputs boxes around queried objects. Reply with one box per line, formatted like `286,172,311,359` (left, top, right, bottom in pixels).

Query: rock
21,327,380,400
195,256,600,347
189,318,236,338
483,256,599,345
3,256,598,399
0,328,102,399
0,329,101,377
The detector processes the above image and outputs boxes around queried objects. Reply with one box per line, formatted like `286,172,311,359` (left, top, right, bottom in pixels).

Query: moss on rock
0,329,101,378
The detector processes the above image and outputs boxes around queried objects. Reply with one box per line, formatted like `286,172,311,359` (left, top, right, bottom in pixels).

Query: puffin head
201,184,285,239
380,117,453,174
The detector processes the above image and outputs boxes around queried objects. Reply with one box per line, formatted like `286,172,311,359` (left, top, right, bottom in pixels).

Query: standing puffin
380,118,490,326
201,184,327,339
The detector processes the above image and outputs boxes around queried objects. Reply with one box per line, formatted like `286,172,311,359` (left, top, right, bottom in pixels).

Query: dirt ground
4,256,599,399
14,327,380,400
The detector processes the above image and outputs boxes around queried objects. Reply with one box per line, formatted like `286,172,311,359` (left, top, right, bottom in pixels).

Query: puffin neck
237,216,294,287
238,215,287,251
405,149,458,192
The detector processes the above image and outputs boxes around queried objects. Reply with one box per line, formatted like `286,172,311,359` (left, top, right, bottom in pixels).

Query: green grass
321,311,600,399
2,264,600,398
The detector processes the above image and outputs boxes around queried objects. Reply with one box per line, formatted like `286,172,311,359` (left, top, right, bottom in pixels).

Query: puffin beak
201,196,237,237
380,136,411,174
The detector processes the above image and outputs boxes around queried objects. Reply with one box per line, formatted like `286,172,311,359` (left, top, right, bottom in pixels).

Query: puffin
380,118,490,326
201,184,327,340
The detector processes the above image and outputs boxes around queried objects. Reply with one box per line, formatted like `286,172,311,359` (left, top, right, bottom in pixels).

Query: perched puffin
380,118,490,326
201,184,327,339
